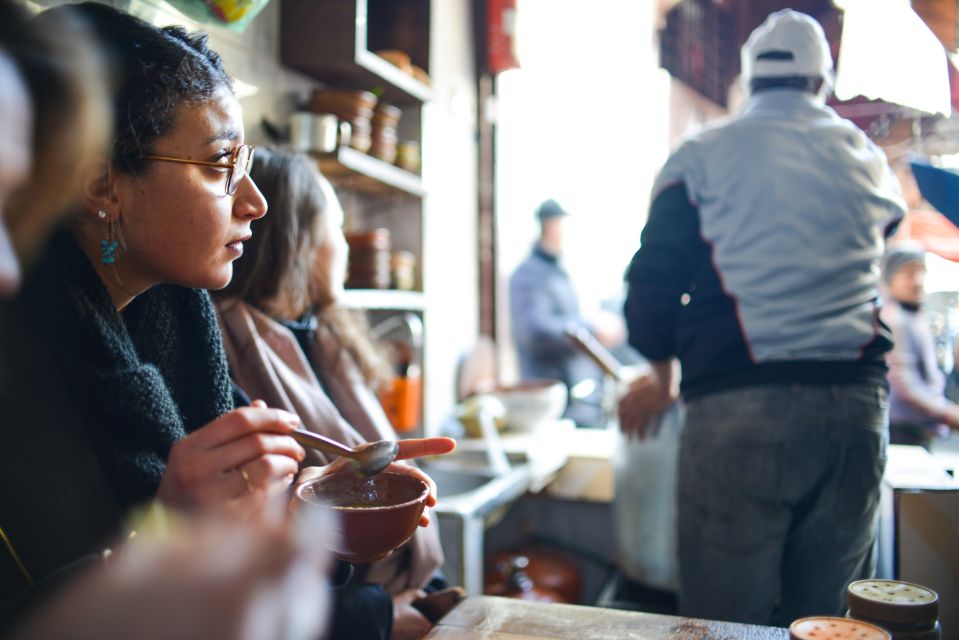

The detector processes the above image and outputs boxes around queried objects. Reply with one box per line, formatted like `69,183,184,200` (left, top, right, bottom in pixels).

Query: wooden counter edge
427,596,789,640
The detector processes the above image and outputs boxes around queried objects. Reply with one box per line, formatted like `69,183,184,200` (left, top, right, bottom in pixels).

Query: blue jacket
510,246,595,391
625,90,906,398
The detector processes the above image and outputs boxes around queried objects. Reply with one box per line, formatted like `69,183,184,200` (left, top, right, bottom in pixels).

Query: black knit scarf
16,231,234,509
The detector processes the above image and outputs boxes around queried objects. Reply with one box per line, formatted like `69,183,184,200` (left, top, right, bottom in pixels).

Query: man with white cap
620,10,906,625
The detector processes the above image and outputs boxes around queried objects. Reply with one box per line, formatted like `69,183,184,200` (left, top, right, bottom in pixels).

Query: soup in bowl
294,471,429,563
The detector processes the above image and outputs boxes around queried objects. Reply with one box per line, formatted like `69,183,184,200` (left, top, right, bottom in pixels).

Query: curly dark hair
40,2,233,174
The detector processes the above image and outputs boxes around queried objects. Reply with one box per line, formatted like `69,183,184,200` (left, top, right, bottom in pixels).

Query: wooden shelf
340,289,425,311
314,146,425,198
353,50,432,104
280,0,433,106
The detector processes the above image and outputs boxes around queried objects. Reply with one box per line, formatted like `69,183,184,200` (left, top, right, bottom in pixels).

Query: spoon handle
290,429,356,458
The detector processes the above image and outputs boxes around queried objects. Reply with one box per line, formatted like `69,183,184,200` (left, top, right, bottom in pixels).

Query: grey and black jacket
625,89,907,399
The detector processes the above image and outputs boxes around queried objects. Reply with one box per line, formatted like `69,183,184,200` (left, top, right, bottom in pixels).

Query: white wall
31,0,318,145
493,0,673,382
422,0,480,433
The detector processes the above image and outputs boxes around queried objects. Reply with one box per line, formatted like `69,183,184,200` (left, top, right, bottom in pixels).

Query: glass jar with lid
790,616,890,640
846,579,940,640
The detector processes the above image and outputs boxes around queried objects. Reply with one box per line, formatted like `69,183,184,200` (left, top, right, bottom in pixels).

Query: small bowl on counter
488,379,568,433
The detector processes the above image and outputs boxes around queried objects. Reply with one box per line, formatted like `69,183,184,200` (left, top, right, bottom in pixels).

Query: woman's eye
205,152,230,173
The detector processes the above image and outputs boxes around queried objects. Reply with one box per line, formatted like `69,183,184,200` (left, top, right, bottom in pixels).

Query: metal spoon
290,429,400,478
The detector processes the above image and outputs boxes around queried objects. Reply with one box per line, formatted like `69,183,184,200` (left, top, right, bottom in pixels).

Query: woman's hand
158,400,306,510
12,507,333,640
296,437,456,527
391,589,432,640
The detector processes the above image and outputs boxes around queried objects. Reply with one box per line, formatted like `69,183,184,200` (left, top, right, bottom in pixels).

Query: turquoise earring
100,239,118,265
98,210,119,265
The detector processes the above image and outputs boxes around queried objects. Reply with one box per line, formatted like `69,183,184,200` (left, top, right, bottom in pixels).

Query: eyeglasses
142,144,254,196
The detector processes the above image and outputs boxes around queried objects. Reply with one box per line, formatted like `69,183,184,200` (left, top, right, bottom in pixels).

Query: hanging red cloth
488,0,520,74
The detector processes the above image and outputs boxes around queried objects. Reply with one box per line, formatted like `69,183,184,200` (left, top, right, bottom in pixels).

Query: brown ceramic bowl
294,472,429,563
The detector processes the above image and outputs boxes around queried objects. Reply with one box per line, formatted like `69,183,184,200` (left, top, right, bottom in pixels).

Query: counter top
450,423,617,500
426,596,788,640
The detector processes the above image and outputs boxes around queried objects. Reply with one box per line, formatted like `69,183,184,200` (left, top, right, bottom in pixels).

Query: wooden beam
912,0,957,51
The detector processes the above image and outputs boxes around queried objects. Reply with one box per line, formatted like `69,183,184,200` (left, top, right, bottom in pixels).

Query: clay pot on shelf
346,228,391,289
391,250,417,291
308,89,376,153
395,140,421,174
370,103,402,164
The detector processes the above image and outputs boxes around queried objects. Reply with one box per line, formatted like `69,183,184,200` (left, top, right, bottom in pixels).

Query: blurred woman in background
217,148,447,640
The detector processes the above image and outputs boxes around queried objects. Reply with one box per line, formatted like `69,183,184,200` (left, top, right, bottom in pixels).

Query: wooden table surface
425,596,790,640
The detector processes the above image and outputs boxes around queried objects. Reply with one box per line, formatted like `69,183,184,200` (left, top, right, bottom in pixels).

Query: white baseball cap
741,9,833,82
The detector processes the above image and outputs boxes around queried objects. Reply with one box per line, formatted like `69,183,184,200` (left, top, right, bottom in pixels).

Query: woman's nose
234,174,268,220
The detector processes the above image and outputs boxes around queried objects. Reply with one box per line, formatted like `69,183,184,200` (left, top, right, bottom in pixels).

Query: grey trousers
677,384,887,626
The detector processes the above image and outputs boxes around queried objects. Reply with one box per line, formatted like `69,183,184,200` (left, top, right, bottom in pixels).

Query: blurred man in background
881,244,959,449
510,199,621,427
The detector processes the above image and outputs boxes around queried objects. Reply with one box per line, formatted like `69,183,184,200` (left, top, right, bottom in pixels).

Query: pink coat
215,297,443,592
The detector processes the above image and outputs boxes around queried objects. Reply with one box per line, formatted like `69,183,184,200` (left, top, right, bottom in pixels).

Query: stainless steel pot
289,112,350,153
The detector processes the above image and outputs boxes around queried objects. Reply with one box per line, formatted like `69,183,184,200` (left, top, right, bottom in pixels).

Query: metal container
288,112,346,154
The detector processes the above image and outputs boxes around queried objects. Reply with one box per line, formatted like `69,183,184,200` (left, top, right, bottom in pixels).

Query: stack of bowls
345,228,391,289
308,89,376,153
370,103,401,164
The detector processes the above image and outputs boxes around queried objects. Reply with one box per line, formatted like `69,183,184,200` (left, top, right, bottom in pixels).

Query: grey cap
881,244,925,283
536,199,569,220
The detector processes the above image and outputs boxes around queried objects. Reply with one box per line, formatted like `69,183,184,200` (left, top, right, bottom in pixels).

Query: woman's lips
226,235,251,257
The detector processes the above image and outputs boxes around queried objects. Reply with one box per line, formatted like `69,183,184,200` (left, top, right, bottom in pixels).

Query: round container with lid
847,579,940,640
790,616,890,640
346,229,392,289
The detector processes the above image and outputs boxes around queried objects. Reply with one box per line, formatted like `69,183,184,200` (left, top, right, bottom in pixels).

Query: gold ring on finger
240,467,254,494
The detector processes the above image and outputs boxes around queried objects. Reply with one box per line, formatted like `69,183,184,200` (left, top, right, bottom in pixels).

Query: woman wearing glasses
0,3,451,632
0,6,334,639
0,0,294,606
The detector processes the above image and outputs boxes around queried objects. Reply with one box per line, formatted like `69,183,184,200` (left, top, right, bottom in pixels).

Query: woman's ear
78,157,119,218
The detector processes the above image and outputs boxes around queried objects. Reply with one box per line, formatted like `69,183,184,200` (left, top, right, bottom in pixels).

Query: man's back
621,10,906,625
658,90,902,363
627,89,905,396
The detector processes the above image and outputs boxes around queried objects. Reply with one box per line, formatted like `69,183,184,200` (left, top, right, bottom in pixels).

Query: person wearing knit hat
881,243,925,288
880,243,959,450
621,8,906,626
